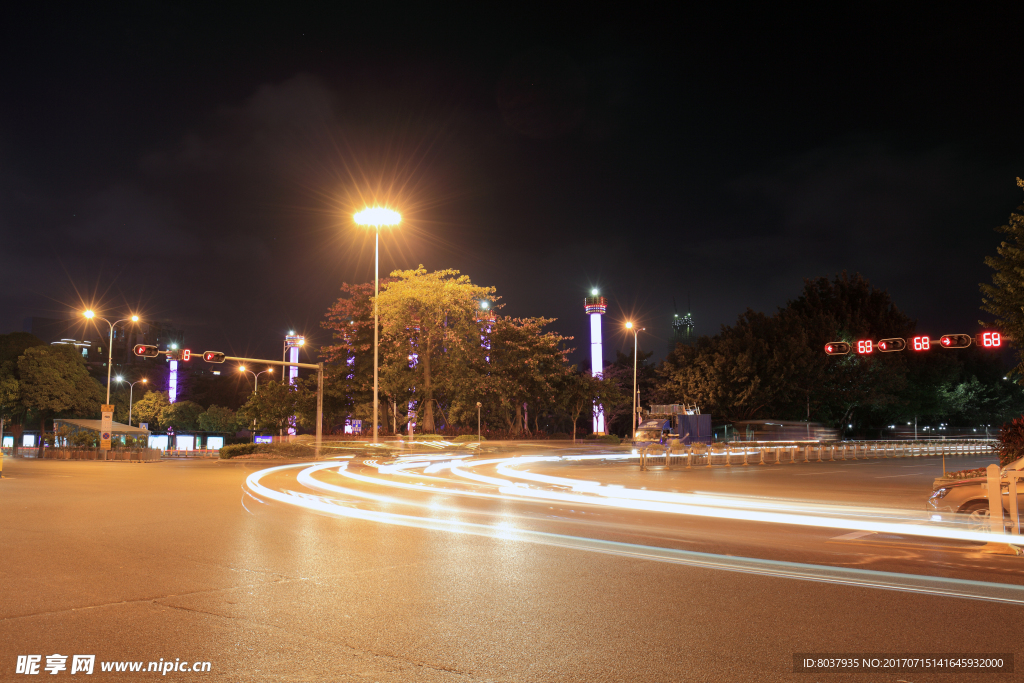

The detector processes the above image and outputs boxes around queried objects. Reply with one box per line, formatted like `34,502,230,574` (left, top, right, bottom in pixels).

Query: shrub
549,432,572,440
220,443,258,459
998,417,1024,467
453,434,485,442
585,434,621,445
946,467,987,480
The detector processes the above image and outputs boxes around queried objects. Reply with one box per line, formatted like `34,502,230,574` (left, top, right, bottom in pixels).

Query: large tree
198,405,238,432
980,178,1024,375
238,380,298,434
132,391,170,429
160,400,204,432
657,273,912,430
18,344,103,455
486,316,572,434
376,267,496,433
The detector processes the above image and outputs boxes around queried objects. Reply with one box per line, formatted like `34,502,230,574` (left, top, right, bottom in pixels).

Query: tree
132,391,170,429
160,400,204,432
17,344,103,455
198,405,238,432
486,316,572,434
657,273,911,430
556,367,622,442
238,380,298,433
376,267,496,432
0,332,45,431
981,178,1024,376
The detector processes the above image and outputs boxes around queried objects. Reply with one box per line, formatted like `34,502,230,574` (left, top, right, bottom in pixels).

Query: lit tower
284,332,304,435
167,343,179,403
584,289,607,435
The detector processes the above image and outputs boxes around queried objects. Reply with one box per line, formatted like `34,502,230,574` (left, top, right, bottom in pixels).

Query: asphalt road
1,452,1022,683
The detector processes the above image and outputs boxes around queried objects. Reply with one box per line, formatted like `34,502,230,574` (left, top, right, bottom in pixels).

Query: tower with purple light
284,332,304,435
584,289,607,435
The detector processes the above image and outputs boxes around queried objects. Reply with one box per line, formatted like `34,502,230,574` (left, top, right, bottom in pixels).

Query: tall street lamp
625,322,645,438
239,365,273,393
83,310,140,404
116,376,148,426
354,206,401,444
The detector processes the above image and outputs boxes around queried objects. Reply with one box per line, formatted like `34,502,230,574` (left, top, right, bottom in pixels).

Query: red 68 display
980,332,1002,348
856,340,873,354
912,336,930,351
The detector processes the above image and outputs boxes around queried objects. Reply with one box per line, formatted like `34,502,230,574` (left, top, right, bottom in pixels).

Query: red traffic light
978,331,1002,348
877,338,906,352
203,351,226,363
824,341,851,355
856,340,873,354
133,344,159,358
939,334,972,349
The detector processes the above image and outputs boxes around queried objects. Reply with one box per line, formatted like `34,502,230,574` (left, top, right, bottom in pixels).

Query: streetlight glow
354,207,401,227
239,365,246,372
115,375,123,382
83,310,95,319
591,288,599,296
625,321,633,329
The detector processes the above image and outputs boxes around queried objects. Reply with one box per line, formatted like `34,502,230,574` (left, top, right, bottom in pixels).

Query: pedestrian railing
162,449,220,458
637,440,997,471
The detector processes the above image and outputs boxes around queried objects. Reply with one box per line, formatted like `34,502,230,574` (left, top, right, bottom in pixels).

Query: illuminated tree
376,267,496,432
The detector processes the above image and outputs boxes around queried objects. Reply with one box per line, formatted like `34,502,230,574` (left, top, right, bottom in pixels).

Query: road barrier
635,440,997,470
162,449,220,458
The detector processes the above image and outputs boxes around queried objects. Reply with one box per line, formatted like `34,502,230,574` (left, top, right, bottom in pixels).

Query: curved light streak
246,463,1024,606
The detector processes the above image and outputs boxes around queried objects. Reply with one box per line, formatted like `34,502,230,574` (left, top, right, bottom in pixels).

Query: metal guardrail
637,440,997,471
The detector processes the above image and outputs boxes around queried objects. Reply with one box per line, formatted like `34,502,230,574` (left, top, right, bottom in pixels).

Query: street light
83,310,140,405
477,401,482,442
116,376,148,426
354,206,401,444
625,322,645,438
239,365,273,393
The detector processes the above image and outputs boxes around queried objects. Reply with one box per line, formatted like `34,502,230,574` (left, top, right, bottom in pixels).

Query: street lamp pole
625,322,644,438
117,377,148,426
354,207,401,444
477,401,482,442
83,311,139,404
239,366,273,394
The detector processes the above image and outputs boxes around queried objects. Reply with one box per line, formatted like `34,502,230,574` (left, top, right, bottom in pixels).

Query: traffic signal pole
137,346,326,458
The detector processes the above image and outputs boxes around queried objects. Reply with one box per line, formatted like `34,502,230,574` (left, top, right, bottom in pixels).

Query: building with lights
669,310,696,355
584,290,607,435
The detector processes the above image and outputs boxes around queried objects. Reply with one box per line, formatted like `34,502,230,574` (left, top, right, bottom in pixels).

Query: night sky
3,6,1023,367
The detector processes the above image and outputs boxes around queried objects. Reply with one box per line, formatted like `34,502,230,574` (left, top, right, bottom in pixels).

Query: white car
927,456,1024,531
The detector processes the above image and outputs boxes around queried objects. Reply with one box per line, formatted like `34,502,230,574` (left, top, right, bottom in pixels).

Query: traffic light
877,338,906,352
977,331,1003,348
824,341,850,355
133,344,159,358
203,351,226,363
939,334,972,349
856,340,873,354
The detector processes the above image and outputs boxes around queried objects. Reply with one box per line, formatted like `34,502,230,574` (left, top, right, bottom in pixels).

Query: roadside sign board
100,404,114,450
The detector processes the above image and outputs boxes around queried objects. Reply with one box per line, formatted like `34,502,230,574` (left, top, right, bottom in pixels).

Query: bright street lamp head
142,378,148,383
239,365,246,372
115,375,123,382
83,310,95,319
625,321,633,329
591,288,599,296
170,344,177,350
480,301,489,309
298,339,305,346
131,315,139,322
354,206,401,227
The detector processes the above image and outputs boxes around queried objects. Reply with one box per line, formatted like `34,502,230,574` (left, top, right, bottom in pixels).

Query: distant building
669,310,696,355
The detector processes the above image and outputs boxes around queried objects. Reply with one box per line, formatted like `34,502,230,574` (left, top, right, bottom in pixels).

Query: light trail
247,463,1024,606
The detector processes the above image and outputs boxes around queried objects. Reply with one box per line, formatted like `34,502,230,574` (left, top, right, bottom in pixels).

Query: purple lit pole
584,291,607,435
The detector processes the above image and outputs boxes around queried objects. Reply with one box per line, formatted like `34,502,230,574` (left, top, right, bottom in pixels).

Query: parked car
927,456,1024,531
